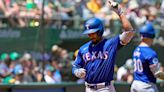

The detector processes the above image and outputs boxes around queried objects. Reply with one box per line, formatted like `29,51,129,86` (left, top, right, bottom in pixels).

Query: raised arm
120,14,133,31
108,0,133,31
108,0,134,45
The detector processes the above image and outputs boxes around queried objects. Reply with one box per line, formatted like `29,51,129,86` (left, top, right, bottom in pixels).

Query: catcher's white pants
85,83,116,92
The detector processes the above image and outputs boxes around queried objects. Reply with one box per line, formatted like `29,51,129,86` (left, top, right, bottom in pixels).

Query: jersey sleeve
147,54,159,65
111,35,124,50
106,35,124,50
148,54,160,75
72,49,85,75
119,31,134,45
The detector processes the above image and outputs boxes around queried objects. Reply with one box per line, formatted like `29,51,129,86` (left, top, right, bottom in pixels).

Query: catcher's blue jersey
72,35,122,83
133,46,159,83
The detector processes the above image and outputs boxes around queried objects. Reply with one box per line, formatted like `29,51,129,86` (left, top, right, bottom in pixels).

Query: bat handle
108,0,118,9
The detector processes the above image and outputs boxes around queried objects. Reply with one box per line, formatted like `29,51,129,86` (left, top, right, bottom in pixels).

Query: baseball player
72,1,134,92
131,22,164,92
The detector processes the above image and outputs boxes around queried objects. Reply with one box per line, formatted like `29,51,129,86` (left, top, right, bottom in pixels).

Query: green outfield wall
0,28,163,66
0,82,163,92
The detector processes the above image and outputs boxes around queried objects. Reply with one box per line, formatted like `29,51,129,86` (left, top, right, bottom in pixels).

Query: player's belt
85,82,111,90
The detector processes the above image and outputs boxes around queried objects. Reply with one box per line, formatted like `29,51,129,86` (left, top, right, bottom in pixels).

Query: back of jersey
133,46,158,83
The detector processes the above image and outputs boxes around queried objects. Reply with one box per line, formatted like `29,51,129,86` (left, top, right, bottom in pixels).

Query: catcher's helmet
83,18,104,36
139,22,155,39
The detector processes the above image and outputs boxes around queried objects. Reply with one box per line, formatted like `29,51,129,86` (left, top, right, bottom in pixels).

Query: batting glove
74,68,86,79
108,0,123,15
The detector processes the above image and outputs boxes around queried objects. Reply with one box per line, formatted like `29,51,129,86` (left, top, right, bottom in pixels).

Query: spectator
86,0,102,14
13,64,24,84
44,65,56,83
34,71,45,82
117,58,134,83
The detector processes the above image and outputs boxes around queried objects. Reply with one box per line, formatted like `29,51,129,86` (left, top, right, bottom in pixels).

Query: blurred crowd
0,0,163,29
0,0,164,45
0,0,164,84
0,45,78,84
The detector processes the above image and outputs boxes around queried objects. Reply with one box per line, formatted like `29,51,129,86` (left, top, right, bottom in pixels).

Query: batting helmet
83,18,104,36
139,22,155,39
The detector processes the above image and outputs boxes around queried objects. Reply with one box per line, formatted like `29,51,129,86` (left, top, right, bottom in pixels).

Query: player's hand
107,0,123,15
74,68,86,79
155,71,164,80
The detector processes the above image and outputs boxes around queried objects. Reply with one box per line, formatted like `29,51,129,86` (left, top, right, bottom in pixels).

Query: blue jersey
72,35,122,83
133,46,159,83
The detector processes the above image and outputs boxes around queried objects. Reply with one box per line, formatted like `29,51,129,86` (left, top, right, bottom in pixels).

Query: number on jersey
133,58,143,72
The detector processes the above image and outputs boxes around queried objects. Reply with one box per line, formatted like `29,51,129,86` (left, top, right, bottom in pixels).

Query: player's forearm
149,63,164,80
119,14,133,31
108,0,133,31
119,14,134,45
72,67,77,75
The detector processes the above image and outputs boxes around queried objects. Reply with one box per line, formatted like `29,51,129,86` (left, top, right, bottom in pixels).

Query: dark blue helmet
139,22,156,39
83,18,104,36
